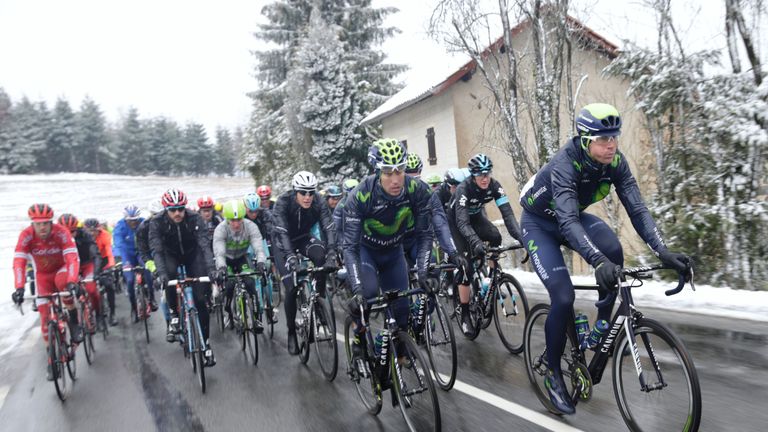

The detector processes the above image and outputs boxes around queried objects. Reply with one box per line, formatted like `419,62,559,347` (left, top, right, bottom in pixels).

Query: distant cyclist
197,196,223,240
256,185,275,210
84,217,118,326
58,214,104,329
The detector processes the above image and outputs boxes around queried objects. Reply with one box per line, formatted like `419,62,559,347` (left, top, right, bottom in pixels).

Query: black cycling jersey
436,182,453,210
246,208,275,241
449,176,522,248
519,137,667,266
72,228,100,269
148,209,215,279
272,190,336,258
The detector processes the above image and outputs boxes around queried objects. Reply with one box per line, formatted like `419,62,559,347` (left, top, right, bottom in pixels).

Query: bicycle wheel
297,283,311,365
613,317,701,432
391,331,441,432
64,324,77,380
313,297,338,381
344,316,382,415
271,272,283,308
262,279,275,340
138,285,150,344
523,304,566,415
237,293,247,353
493,274,529,354
425,298,457,391
247,295,259,366
187,312,197,372
49,322,69,401
81,303,93,365
190,310,206,393
100,293,109,340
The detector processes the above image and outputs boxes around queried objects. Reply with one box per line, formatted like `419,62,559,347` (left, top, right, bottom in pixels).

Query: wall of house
380,89,459,178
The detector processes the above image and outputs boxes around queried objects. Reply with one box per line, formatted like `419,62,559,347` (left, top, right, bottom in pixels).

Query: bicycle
112,262,125,294
96,275,110,340
343,286,441,432
268,256,282,308
133,266,152,344
294,260,338,381
523,264,702,431
211,280,226,333
450,244,529,354
257,260,277,339
77,278,98,365
168,268,212,393
226,270,262,366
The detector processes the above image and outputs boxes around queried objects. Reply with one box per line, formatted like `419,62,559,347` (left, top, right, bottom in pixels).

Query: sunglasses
297,190,316,196
167,206,186,213
585,135,620,143
472,171,492,178
378,162,407,174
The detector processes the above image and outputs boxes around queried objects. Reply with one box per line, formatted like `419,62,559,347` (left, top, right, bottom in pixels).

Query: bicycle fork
621,316,666,393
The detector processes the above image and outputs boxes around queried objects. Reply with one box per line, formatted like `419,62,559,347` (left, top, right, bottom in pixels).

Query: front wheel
344,316,382,415
391,331,441,432
493,274,529,354
313,297,338,381
297,283,311,365
190,310,206,393
613,318,702,432
424,297,457,391
247,295,259,366
81,303,94,365
49,322,69,401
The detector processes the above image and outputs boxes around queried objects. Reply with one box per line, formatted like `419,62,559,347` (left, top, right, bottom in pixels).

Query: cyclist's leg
187,253,211,342
473,215,502,268
377,246,410,331
81,261,101,315
54,267,81,341
303,237,327,297
580,213,623,322
162,256,181,316
274,247,298,332
35,271,56,345
123,258,137,308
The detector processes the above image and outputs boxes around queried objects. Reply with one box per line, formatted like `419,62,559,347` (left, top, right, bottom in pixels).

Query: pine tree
214,127,236,174
0,88,14,173
76,97,111,173
144,117,182,175
6,97,47,173
48,98,78,172
181,122,211,175
117,107,149,174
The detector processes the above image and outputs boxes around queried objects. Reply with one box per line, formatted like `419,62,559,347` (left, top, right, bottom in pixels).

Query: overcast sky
0,0,737,136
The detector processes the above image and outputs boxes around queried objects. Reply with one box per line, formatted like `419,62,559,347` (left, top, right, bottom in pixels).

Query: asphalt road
0,289,766,432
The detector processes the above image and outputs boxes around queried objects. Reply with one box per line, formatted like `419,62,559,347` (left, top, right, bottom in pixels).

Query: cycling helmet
575,103,622,141
161,188,188,208
28,203,54,222
467,154,493,175
243,193,261,211
405,153,423,174
197,196,215,209
292,171,317,191
256,185,272,199
58,213,79,230
124,204,141,220
425,173,442,185
222,199,247,220
83,218,100,229
147,199,164,215
444,167,470,185
342,178,359,193
325,185,342,198
368,138,406,168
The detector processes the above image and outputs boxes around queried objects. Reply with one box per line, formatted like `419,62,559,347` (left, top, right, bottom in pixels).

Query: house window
426,127,437,165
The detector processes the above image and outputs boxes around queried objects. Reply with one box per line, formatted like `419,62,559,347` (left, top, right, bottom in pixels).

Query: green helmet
342,178,359,193
425,173,442,185
368,138,406,167
222,199,247,220
405,153,423,173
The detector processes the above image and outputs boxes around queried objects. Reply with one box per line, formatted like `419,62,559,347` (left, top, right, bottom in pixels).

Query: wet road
0,290,766,432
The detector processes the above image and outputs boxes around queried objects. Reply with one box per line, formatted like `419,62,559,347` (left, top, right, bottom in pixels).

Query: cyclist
84,217,119,326
404,152,423,179
519,103,692,414
197,196,223,240
325,185,343,211
272,171,337,355
256,185,275,210
136,200,169,324
149,188,217,366
58,214,104,329
437,168,470,210
343,139,434,362
243,193,279,324
12,204,82,379
213,199,267,329
424,173,442,191
448,154,523,337
113,205,157,322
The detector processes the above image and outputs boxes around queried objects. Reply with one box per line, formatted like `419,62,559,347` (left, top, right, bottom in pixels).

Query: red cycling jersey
13,223,80,289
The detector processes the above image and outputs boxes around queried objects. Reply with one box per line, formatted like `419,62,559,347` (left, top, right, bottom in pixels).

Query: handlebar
296,265,338,277
224,271,264,279
593,264,695,308
486,243,524,254
167,276,210,287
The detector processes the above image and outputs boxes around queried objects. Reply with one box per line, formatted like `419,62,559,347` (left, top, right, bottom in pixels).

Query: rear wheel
344,316,382,415
81,303,94,365
190,310,206,393
313,297,338,381
424,297,457,391
493,274,529,354
392,331,441,432
297,283,311,365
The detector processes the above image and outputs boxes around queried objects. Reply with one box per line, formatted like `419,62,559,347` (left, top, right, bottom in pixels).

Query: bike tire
425,298,457,391
139,285,150,344
272,272,283,308
344,316,382,415
297,283,311,365
613,318,701,432
313,297,338,381
65,323,77,381
81,303,93,365
248,295,259,366
49,322,69,401
523,303,563,415
493,274,529,355
190,309,206,393
100,293,109,340
391,331,441,432
263,280,275,340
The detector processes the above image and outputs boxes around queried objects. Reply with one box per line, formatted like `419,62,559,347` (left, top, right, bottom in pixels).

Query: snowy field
1,173,765,357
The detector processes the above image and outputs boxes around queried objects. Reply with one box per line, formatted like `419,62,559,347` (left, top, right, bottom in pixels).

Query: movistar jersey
212,219,265,269
519,136,667,266
343,174,432,293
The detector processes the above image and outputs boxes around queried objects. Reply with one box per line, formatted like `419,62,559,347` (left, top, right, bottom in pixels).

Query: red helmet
197,196,215,209
28,203,54,222
57,213,79,230
256,185,272,199
161,188,188,208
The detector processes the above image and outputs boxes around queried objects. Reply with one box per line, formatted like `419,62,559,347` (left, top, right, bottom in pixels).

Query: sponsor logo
31,247,62,255
357,191,371,203
601,316,625,353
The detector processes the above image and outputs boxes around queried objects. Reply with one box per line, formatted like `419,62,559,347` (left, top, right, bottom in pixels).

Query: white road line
334,333,583,432
0,385,10,413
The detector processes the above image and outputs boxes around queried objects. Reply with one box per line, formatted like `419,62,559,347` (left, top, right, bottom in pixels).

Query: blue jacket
113,217,144,260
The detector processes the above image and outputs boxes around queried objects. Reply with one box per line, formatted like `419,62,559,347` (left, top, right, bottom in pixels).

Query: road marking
334,333,583,432
0,386,9,413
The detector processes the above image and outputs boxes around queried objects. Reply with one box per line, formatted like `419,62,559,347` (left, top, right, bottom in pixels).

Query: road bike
294,260,338,381
169,267,212,393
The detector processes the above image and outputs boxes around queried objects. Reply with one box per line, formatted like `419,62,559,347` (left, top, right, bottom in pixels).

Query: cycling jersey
272,191,336,258
519,137,667,266
92,228,116,270
135,216,154,263
72,228,100,270
212,219,265,269
13,224,79,289
450,176,522,248
247,208,274,241
435,182,453,210
403,180,458,258
113,217,144,264
148,210,214,280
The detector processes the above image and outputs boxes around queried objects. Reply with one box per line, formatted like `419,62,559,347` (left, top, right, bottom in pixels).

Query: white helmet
292,171,317,191
147,199,164,215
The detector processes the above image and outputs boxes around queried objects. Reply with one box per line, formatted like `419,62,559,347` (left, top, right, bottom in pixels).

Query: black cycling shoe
70,324,84,344
109,312,118,327
204,343,216,367
131,309,139,324
255,320,264,334
31,301,38,312
545,369,576,415
287,331,299,355
460,311,475,337
350,335,370,378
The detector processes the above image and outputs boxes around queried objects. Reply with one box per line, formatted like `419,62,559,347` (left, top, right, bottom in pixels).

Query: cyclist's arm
148,215,168,278
551,159,606,266
212,223,228,269
454,182,482,248
86,233,102,273
491,179,523,242
192,214,215,273
318,197,336,253
98,230,116,268
613,155,668,253
58,228,80,284
12,230,30,289
413,181,434,275
245,220,266,264
428,191,458,255
272,196,294,258
341,192,364,295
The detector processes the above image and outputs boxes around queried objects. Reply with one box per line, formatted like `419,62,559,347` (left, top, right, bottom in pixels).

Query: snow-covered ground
0,174,765,357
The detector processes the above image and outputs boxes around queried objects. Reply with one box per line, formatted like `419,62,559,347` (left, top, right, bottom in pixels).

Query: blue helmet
243,193,261,211
444,167,470,185
124,205,141,220
325,185,342,198
467,154,493,175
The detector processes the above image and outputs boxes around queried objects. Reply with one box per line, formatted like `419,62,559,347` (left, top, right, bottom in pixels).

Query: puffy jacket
73,228,101,270
93,228,116,269
148,210,214,279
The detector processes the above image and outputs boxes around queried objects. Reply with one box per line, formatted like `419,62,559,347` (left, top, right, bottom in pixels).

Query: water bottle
410,295,426,332
583,319,610,350
374,332,383,357
574,312,590,348
480,277,490,298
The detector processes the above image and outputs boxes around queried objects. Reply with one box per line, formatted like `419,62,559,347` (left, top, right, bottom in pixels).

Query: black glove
213,267,227,284
346,293,365,316
156,275,169,289
12,288,24,305
255,261,266,274
595,258,622,291
658,250,691,274
325,250,337,268
285,255,298,273
472,242,486,257
417,270,430,291
449,253,468,273
67,282,82,297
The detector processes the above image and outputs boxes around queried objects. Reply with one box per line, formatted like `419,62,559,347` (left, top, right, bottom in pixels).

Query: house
363,15,657,274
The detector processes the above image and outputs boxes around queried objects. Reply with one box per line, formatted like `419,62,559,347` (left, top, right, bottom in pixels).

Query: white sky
0,0,741,137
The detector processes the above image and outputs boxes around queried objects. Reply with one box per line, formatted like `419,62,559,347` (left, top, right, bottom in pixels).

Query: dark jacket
148,210,214,279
